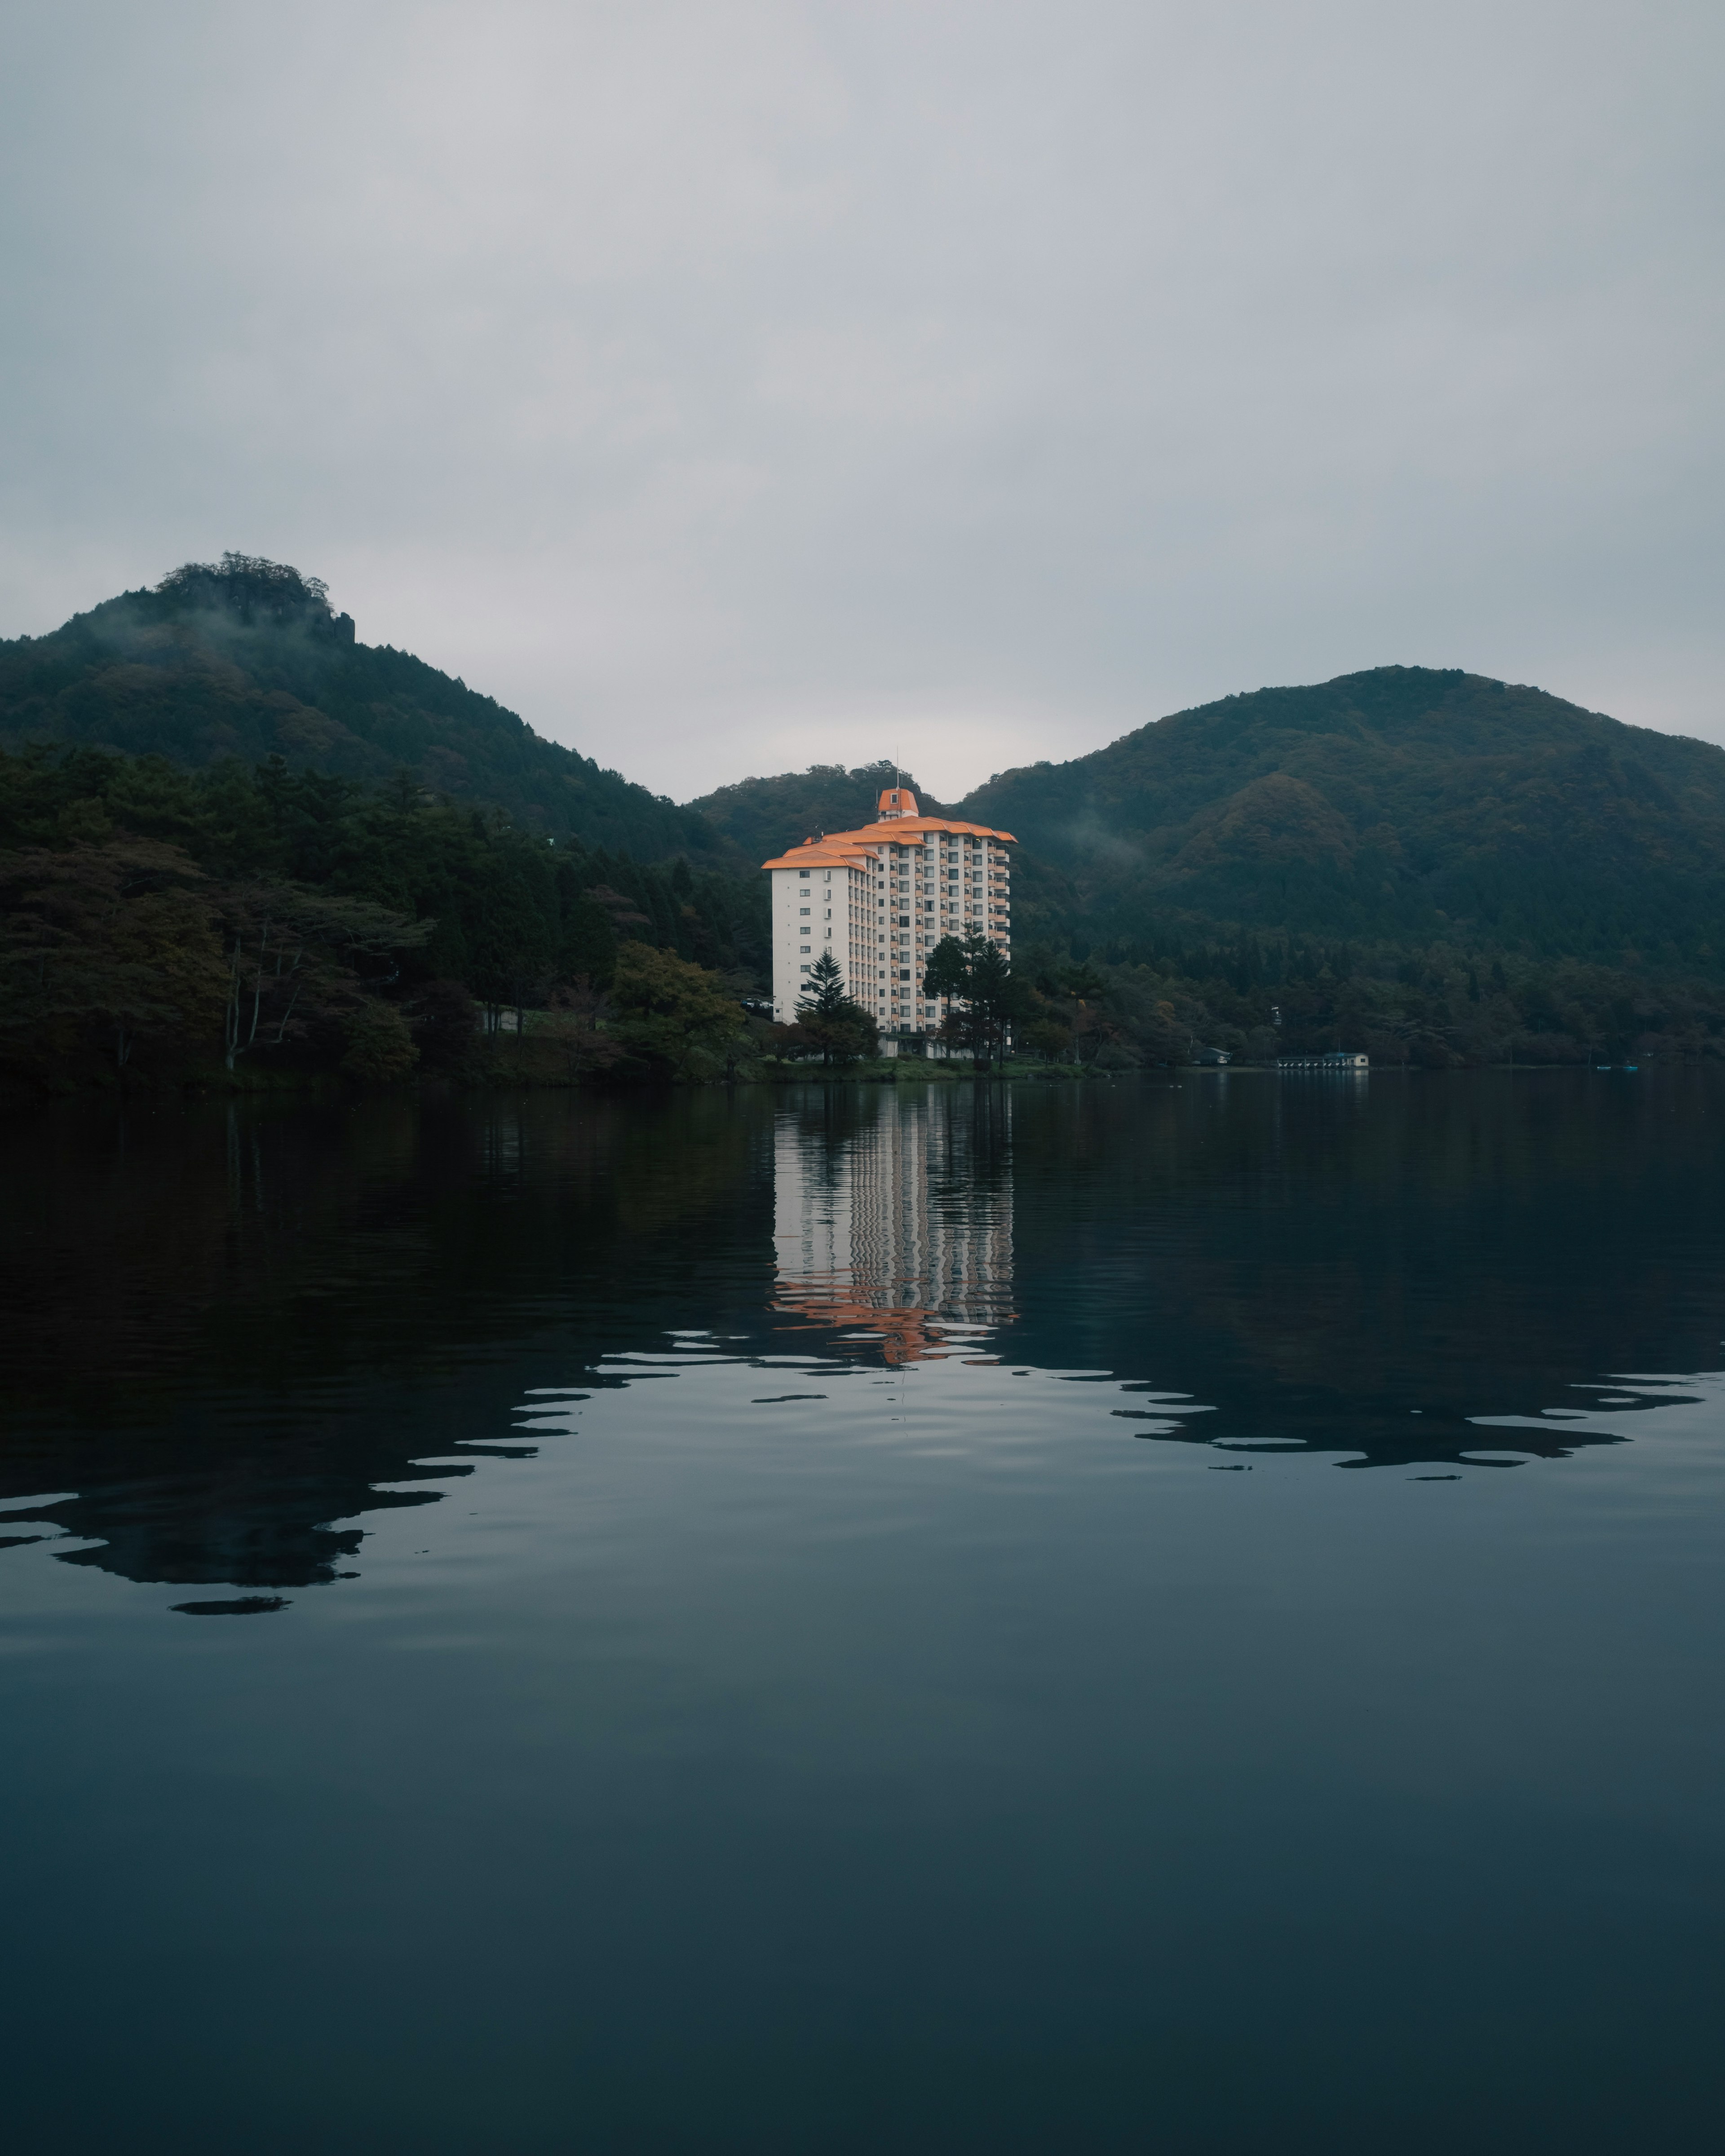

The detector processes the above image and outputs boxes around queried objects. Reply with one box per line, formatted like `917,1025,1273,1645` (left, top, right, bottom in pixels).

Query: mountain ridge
0,554,737,866
11,560,1725,976
950,666,1725,966
690,667,1725,971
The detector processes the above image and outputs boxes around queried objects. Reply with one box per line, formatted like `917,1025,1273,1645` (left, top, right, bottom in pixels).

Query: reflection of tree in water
772,1088,1014,1363
0,1091,774,1590
1003,1069,1725,1468
4,1070,1725,1591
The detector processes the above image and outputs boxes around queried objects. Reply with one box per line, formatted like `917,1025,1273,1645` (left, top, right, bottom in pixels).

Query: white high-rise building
761,787,1017,1053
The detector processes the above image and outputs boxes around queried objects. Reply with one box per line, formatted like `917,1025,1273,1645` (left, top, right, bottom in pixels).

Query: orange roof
761,786,1017,872
759,834,877,873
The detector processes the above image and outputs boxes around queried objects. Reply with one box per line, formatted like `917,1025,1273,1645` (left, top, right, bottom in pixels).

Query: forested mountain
950,668,1725,973
688,760,960,861
682,671,1725,978
0,742,769,1092
11,560,1725,1086
28,569,1713,981
670,671,1725,1068
0,555,733,863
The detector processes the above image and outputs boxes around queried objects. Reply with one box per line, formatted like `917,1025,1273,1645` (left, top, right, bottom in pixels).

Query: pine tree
793,951,877,1065
923,930,1026,1065
797,950,849,1016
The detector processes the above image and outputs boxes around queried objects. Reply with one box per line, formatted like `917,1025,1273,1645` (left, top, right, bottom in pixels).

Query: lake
3,1070,1723,2152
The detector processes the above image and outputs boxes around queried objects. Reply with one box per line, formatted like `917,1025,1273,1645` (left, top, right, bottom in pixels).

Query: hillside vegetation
9,558,1725,1087
0,741,770,1094
0,557,787,1096
689,760,964,862
0,554,733,863
683,670,1725,1069
703,672,1725,976
954,667,1725,972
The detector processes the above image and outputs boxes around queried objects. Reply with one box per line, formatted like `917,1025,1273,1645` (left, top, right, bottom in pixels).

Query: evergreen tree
793,951,878,1065
797,950,849,1016
924,931,1026,1065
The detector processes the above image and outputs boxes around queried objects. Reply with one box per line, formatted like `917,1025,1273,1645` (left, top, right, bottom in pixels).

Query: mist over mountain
11,561,1725,982
960,668,1725,969
704,669,1725,974
0,555,733,865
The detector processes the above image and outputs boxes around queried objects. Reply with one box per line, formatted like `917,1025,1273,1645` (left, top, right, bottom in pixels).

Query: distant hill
944,667,1725,969
17,566,1725,976
683,669,1725,973
687,760,964,864
0,554,733,863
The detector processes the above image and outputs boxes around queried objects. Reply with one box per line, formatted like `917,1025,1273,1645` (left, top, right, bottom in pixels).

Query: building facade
762,787,1016,1051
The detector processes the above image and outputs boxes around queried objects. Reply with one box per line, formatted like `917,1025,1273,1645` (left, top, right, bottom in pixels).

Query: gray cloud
2,0,1721,798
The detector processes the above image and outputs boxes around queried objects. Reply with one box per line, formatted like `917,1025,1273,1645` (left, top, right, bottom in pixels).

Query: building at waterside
761,787,1016,1054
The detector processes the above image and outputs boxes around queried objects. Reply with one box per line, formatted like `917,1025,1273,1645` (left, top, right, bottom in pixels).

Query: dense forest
707,686,1725,1067
959,667,1725,970
690,759,960,861
0,554,736,863
726,675,1725,974
6,560,1725,1091
0,738,769,1092
1001,936,1725,1070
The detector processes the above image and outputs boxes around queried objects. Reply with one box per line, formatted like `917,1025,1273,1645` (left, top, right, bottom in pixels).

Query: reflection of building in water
773,1094,1013,1361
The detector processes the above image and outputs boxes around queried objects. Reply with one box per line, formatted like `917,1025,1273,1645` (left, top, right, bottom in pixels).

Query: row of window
780,841,1009,1029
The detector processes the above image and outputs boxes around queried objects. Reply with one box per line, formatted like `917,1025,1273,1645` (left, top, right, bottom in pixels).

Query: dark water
3,1071,1724,2153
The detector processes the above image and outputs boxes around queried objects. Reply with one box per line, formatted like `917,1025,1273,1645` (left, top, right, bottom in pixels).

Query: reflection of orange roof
773,1291,948,1364
772,1277,1017,1364
761,786,1017,872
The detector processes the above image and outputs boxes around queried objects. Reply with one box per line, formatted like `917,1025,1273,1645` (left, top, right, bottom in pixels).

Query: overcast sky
3,1,1721,800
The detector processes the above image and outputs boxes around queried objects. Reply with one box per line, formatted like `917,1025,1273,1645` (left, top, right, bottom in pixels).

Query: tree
407,978,480,1073
0,838,226,1072
538,979,627,1081
922,936,971,1005
609,940,746,1078
158,551,332,617
467,847,557,1035
923,931,1023,1065
555,882,618,988
1020,1012,1073,1062
792,950,879,1065
339,999,418,1082
218,884,432,1072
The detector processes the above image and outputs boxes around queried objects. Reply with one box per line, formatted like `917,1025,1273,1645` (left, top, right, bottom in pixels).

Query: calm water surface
3,1071,1724,2152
